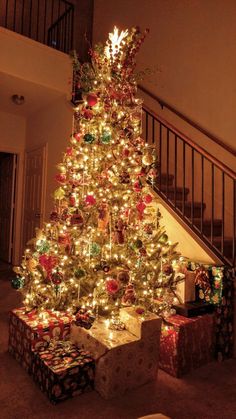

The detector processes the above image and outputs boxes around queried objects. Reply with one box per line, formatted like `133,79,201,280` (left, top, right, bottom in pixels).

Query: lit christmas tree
13,27,183,322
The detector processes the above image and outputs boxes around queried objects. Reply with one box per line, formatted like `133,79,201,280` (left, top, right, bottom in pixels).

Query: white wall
26,97,73,219
93,0,236,170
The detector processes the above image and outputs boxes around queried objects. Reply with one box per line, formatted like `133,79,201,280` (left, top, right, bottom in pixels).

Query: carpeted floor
1,262,236,419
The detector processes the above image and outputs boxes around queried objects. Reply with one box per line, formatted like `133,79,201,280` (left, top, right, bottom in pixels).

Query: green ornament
159,234,168,244
101,131,111,144
84,133,95,144
11,276,24,290
133,239,143,250
74,268,86,279
90,242,101,256
36,240,50,254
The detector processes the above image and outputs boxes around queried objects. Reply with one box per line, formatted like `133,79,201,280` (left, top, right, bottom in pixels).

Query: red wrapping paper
8,307,74,372
159,314,215,377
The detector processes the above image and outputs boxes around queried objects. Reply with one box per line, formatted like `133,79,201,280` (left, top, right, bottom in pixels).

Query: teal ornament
90,242,101,257
101,131,111,144
36,239,50,254
74,268,86,279
84,133,95,144
11,276,24,290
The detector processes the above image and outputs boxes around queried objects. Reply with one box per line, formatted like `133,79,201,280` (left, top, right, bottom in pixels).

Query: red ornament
55,174,66,184
83,109,93,119
74,132,81,142
144,194,152,204
123,148,130,157
39,255,58,275
70,212,83,225
51,271,63,285
86,93,98,107
136,201,146,213
69,196,76,206
66,147,73,156
85,195,96,205
106,278,120,295
133,180,142,192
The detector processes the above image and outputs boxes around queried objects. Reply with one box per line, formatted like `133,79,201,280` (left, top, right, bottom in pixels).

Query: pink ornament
85,195,96,205
106,278,120,295
144,194,153,204
86,93,98,107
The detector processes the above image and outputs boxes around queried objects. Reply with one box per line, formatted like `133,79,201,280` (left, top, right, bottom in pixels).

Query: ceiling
0,71,66,118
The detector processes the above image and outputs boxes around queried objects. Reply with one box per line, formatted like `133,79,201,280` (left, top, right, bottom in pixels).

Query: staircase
141,88,236,267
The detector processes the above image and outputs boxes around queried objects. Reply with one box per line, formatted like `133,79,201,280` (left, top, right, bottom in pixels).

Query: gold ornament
54,187,66,200
142,153,154,166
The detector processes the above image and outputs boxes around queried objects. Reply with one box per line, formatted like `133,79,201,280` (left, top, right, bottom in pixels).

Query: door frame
21,143,48,255
0,145,24,265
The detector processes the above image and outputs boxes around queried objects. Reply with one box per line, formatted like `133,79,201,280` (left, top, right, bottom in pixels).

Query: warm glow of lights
104,26,128,60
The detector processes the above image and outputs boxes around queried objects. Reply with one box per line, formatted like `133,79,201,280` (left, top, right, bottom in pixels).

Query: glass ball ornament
90,242,101,256
142,153,154,166
51,271,63,285
11,276,25,290
36,239,50,254
84,133,95,144
74,268,86,279
101,131,112,144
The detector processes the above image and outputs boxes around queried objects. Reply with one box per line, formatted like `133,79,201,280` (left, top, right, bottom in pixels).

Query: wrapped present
175,271,196,303
159,313,215,377
70,307,162,399
32,341,95,404
8,307,74,372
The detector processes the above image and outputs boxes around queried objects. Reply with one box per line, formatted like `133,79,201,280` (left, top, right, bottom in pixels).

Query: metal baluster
71,6,74,50
5,0,8,27
29,0,33,38
166,129,169,199
43,0,47,44
159,124,162,192
233,179,236,265
51,0,55,25
211,163,214,244
174,135,177,208
182,141,186,215
145,112,148,142
201,155,204,233
152,116,155,144
13,0,16,31
221,172,225,255
21,0,25,34
191,148,194,224
36,0,40,41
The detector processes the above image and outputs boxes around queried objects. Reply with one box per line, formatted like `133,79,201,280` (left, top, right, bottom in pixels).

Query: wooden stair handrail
139,84,236,158
143,104,236,180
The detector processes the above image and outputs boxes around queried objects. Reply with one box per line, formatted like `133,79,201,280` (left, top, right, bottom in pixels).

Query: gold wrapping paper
70,307,162,399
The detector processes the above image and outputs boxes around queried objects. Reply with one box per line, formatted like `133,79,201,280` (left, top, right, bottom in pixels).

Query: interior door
0,153,17,263
22,145,47,248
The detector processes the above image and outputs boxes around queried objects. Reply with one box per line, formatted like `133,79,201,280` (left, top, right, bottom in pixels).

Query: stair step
175,201,206,218
193,219,223,236
160,186,189,200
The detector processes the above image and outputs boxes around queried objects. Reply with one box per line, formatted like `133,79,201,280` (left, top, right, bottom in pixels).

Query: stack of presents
8,264,233,403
